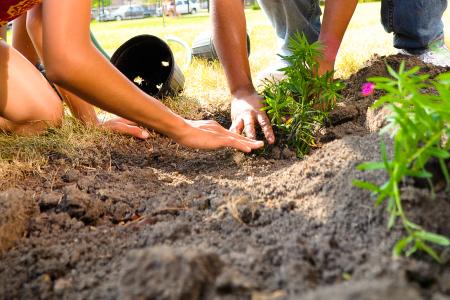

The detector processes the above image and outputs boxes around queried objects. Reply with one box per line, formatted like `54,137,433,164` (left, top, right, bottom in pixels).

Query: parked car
176,0,200,15
157,0,200,16
175,0,200,14
98,5,145,22
141,5,158,17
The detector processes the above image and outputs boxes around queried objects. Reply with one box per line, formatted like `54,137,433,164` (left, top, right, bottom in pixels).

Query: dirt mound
302,278,422,300
343,54,450,100
119,247,223,300
0,189,37,254
0,55,449,300
322,54,450,143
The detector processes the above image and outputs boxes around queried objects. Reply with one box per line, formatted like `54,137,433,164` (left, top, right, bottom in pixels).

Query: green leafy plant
262,33,342,157
354,63,450,261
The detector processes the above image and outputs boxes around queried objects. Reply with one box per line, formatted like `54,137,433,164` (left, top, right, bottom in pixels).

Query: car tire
191,8,197,14
115,16,122,21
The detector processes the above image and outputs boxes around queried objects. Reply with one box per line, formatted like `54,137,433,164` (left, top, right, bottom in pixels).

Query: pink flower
361,82,375,96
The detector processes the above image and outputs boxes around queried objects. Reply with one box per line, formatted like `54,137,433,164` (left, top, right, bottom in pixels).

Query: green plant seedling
354,62,450,262
262,33,342,157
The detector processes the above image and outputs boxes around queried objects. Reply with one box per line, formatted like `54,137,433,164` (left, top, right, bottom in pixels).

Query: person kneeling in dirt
0,0,263,153
211,0,449,145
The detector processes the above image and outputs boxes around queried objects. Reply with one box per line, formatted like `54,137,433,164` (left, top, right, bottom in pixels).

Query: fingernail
142,131,150,138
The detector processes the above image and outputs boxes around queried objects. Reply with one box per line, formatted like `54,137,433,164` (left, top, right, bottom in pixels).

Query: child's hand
100,117,150,140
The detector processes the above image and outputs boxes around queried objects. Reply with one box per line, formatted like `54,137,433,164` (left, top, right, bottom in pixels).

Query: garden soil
1,55,450,300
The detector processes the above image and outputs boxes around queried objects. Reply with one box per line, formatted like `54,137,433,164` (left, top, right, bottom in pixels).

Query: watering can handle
165,35,192,70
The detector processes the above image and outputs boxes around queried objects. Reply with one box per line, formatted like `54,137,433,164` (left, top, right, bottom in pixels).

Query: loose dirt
1,55,449,300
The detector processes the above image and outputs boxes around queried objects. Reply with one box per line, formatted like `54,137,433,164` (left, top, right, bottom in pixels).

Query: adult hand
317,56,335,76
315,57,337,111
174,120,264,152
230,92,275,144
100,117,150,140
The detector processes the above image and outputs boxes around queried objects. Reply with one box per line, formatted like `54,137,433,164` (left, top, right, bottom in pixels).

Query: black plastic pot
111,35,185,98
192,31,251,61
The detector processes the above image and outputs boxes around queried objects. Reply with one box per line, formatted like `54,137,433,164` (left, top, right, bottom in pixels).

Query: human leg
0,40,63,135
381,0,449,66
255,0,322,83
257,0,321,57
12,14,40,64
381,0,447,51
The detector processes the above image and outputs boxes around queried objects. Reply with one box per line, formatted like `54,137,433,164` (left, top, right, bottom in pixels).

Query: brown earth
0,55,450,300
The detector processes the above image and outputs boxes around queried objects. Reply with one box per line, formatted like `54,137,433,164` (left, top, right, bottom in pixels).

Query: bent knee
8,95,64,131
38,98,64,128
7,105,63,135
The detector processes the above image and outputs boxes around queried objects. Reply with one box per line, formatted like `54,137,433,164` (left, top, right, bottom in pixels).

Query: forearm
46,43,187,138
319,0,358,62
211,0,255,97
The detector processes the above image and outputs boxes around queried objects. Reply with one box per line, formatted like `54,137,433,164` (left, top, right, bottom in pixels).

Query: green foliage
354,63,450,261
262,33,342,157
92,0,112,8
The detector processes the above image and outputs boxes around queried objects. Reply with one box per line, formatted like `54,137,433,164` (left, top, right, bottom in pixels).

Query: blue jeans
257,0,447,56
381,0,447,53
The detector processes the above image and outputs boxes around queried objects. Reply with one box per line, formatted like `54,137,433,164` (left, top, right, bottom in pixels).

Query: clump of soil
301,278,423,300
119,247,223,300
0,55,449,300
0,189,37,254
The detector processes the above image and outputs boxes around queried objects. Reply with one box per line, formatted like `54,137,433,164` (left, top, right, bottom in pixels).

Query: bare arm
40,0,263,152
318,0,358,74
211,0,253,97
211,0,275,143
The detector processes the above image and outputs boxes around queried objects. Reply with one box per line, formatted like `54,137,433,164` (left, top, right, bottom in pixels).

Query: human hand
174,119,264,152
317,56,335,76
230,92,275,144
100,117,150,140
315,57,337,111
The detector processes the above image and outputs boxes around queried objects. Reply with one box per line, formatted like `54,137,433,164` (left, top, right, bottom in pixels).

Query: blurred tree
92,0,112,8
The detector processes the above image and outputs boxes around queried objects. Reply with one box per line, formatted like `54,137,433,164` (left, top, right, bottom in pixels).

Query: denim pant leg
381,0,448,52
257,0,322,56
